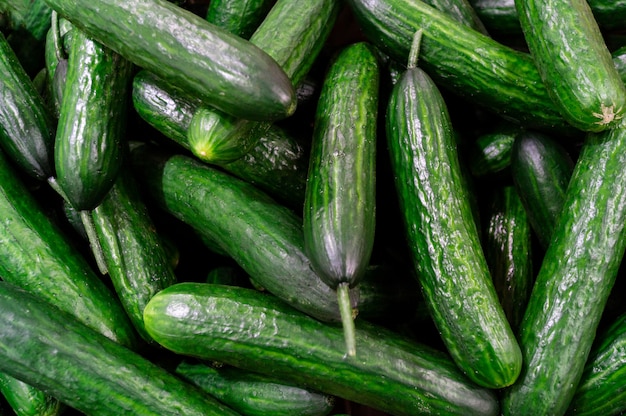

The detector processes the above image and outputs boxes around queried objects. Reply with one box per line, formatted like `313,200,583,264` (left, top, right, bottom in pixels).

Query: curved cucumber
144,282,500,416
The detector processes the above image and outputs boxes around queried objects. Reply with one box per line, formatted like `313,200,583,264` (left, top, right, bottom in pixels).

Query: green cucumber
144,282,500,416
509,130,575,249
91,166,178,343
0,147,138,348
385,31,521,388
205,0,276,39
566,312,626,416
43,0,296,121
303,42,379,356
514,0,626,132
0,281,240,416
0,31,55,180
346,0,569,131
5,0,51,77
501,122,626,415
0,374,64,416
423,0,489,34
483,185,534,331
131,70,308,208
53,27,133,211
468,124,521,177
130,142,345,323
187,0,340,164
176,361,335,416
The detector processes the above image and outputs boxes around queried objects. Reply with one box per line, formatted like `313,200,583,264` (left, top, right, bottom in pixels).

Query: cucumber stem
407,29,424,70
80,210,109,276
337,282,356,357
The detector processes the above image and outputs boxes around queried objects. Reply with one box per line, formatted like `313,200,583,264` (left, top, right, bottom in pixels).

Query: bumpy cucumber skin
205,0,275,39
145,283,500,416
423,0,489,34
304,42,379,289
43,0,296,121
54,28,133,210
0,373,64,416
91,169,178,343
0,32,55,180
130,143,344,323
386,63,521,389
566,313,626,416
0,282,239,416
176,362,335,416
0,149,138,348
346,0,568,131
510,130,574,249
515,0,626,132
501,123,626,415
468,126,520,177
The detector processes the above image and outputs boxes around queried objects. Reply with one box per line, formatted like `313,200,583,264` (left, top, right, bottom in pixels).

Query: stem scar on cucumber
593,103,623,126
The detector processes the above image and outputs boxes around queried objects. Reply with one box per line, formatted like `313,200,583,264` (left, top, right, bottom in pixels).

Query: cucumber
130,142,345,323
0,374,64,416
566,312,626,416
385,31,521,389
5,0,51,77
144,282,500,416
187,0,340,164
346,0,569,131
53,26,133,211
509,130,575,249
500,122,626,415
423,0,489,34
176,361,335,416
468,124,520,177
514,0,626,132
483,185,534,331
43,0,296,121
205,0,276,39
303,42,379,356
131,70,308,208
0,147,138,349
91,166,178,343
0,31,55,181
0,281,240,416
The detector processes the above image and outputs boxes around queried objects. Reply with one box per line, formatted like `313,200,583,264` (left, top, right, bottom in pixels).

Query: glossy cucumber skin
501,123,626,415
346,0,568,131
54,28,133,210
385,62,521,388
0,148,138,349
303,42,379,289
510,130,575,249
515,0,626,132
566,313,626,416
176,361,335,416
187,0,340,164
0,373,64,416
0,32,55,180
205,0,276,39
131,70,308,208
483,185,533,332
0,281,240,416
91,168,178,343
43,0,296,121
144,282,500,416
468,125,520,177
130,143,344,323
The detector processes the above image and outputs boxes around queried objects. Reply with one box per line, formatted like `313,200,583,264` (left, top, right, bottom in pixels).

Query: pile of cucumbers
2,0,626,415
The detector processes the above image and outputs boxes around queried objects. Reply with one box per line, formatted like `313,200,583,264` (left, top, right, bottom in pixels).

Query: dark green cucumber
385,31,521,389
501,122,626,415
53,27,133,211
510,130,575,249
187,0,340,164
5,0,51,77
0,374,64,416
0,31,55,180
346,0,569,131
515,0,626,132
303,42,379,356
566,312,626,416
131,70,308,208
483,185,533,331
423,0,489,34
130,142,345,323
205,0,276,39
468,124,521,177
0,281,240,416
144,282,500,416
0,148,138,348
176,361,335,416
91,167,178,343
43,0,295,122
